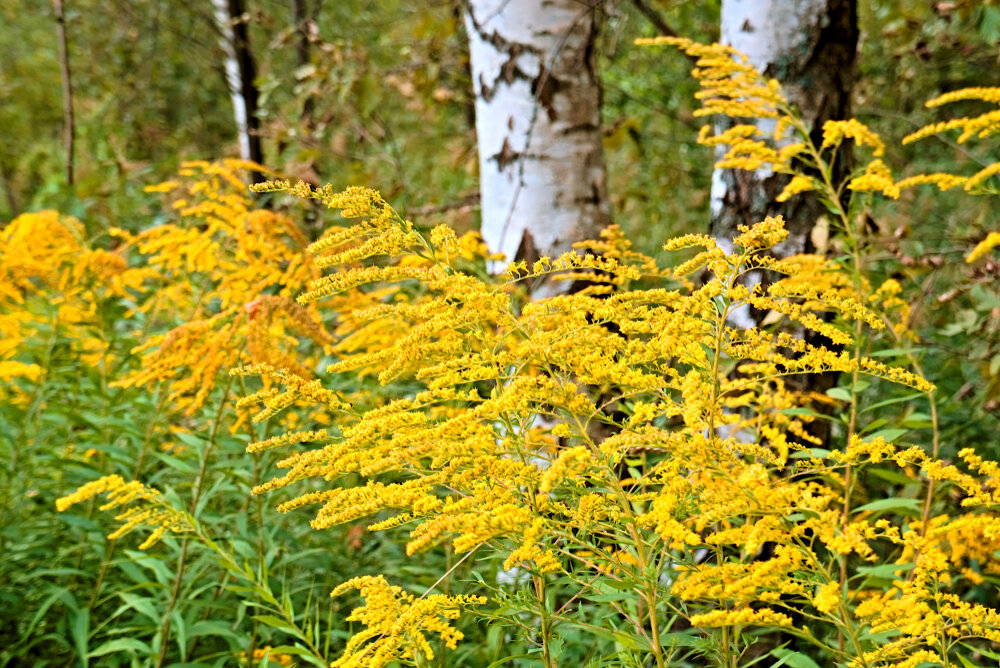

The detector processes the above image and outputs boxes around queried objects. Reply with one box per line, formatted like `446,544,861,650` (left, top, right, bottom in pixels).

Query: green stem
155,374,234,668
534,574,554,667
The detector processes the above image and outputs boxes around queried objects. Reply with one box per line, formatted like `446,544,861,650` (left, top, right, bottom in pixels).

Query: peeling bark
713,0,858,257
465,0,611,283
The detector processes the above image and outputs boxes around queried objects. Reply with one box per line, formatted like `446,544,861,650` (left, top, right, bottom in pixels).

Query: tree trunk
291,0,316,128
464,0,611,278
713,0,858,256
212,0,263,167
714,0,858,445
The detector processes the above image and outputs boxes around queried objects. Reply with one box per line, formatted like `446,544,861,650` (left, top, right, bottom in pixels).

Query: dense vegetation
1,2,999,667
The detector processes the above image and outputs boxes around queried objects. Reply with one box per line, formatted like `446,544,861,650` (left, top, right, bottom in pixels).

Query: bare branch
52,0,75,187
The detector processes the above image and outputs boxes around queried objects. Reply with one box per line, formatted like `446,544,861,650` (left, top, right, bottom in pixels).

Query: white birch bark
713,0,857,256
464,0,610,276
212,0,252,161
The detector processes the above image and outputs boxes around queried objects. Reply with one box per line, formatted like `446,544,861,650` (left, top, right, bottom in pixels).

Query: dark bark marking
491,136,520,171
514,228,539,266
479,73,496,102
531,63,563,122
560,121,600,136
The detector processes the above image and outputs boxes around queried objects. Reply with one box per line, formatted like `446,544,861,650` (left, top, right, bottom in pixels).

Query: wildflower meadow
2,5,1000,668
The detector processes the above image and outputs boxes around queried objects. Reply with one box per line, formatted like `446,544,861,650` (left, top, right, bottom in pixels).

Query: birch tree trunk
464,0,610,276
713,0,857,255
714,0,857,443
212,0,263,166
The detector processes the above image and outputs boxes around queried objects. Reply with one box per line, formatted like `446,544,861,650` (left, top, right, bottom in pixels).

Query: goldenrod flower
330,575,484,668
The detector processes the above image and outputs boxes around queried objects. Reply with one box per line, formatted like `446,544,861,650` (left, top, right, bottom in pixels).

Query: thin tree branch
409,190,480,216
629,0,677,38
52,0,75,187
629,0,697,64
0,160,18,216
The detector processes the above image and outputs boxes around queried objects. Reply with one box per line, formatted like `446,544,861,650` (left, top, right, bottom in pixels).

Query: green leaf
989,353,1000,377
861,392,924,413
116,591,160,622
190,620,240,640
867,467,914,485
88,638,151,658
856,562,915,580
779,407,822,418
960,641,1000,661
863,428,908,443
486,655,537,667
254,614,305,640
69,607,89,663
869,347,924,358
23,588,74,640
902,412,932,428
854,498,921,514
171,609,186,661
660,632,700,648
957,653,978,668
861,418,888,434
151,451,196,474
771,648,822,668
826,387,852,402
173,431,206,448
790,448,831,459
548,636,564,661
980,5,1000,43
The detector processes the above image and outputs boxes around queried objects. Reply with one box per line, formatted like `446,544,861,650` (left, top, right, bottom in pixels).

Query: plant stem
534,574,554,667
155,374,234,668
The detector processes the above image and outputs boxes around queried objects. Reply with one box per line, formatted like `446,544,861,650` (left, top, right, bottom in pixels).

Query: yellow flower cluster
904,87,1000,144
329,575,484,668
33,158,996,666
900,87,1000,199
967,231,1000,263
689,607,794,629
56,475,189,549
637,37,784,120
221,184,999,664
0,210,149,381
0,360,41,381
33,39,1000,668
821,119,886,156
894,172,969,192
775,174,817,202
848,159,900,199
111,161,331,415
